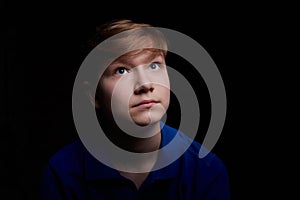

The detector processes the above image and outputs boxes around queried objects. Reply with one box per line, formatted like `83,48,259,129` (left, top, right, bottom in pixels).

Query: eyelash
114,63,161,75
115,67,129,75
149,63,161,70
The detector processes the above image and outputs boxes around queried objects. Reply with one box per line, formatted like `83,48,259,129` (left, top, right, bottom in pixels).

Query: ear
83,81,101,109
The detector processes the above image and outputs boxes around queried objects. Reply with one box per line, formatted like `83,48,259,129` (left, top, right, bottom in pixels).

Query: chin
134,121,152,127
131,111,164,127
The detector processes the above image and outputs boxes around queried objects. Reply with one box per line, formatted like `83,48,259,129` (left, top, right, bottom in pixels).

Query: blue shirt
41,123,230,200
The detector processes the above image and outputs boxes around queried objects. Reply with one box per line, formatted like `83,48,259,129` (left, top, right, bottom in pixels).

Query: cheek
104,78,133,109
156,72,170,101
161,87,171,108
98,80,116,110
156,70,170,85
112,80,132,100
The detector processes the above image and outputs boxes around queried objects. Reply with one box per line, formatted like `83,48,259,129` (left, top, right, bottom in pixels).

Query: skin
97,49,170,132
94,49,170,189
100,51,170,126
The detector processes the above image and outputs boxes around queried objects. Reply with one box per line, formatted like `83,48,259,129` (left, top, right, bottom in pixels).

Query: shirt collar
84,121,181,181
149,121,181,180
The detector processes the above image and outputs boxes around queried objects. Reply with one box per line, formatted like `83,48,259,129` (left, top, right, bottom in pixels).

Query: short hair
90,19,169,104
87,19,168,58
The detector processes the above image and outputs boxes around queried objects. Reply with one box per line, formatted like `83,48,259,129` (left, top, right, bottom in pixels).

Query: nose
133,67,154,95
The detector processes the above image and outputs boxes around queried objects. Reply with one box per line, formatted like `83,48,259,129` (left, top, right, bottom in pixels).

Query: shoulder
162,123,228,181
182,137,229,192
46,139,86,174
184,138,227,176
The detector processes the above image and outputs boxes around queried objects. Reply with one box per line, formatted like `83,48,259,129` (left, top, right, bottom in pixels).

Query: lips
132,99,160,109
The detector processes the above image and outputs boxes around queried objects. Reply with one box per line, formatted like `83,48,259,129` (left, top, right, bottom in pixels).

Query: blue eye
149,63,160,70
116,67,129,75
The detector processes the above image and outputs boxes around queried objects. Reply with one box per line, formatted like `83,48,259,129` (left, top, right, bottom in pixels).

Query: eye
115,67,129,75
149,63,160,70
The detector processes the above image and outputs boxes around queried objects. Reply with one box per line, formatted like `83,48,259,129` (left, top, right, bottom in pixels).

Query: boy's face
97,50,170,127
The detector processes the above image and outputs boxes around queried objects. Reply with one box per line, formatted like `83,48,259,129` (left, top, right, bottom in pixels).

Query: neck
100,117,162,153
122,125,161,153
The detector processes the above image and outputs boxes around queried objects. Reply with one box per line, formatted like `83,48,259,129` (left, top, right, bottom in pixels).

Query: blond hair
88,19,168,57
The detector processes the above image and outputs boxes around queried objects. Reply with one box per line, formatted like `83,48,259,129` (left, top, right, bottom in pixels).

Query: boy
41,19,231,199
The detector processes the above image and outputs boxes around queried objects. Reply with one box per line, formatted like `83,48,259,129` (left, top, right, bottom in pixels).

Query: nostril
134,84,154,95
135,88,145,95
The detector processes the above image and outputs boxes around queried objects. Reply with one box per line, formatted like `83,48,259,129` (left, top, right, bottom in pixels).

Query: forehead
110,49,166,65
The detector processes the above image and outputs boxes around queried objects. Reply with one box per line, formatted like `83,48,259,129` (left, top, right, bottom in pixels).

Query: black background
1,1,296,200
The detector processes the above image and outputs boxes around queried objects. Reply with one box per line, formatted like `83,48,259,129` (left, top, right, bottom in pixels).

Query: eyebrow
111,52,165,67
102,52,165,77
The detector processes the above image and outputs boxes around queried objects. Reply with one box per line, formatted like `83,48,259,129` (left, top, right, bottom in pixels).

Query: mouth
132,99,160,109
